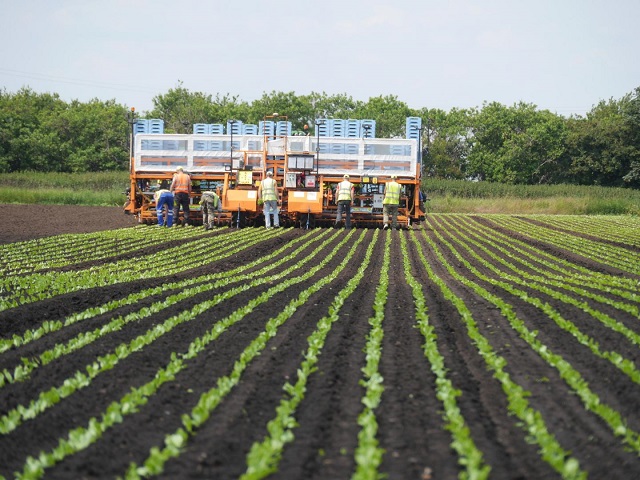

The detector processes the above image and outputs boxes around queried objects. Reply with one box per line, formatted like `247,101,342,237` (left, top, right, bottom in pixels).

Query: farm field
0,208,639,479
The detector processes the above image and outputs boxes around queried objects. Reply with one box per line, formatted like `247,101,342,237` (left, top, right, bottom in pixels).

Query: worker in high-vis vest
334,174,354,229
154,180,174,227
200,190,221,230
170,166,192,226
383,174,401,230
259,170,279,228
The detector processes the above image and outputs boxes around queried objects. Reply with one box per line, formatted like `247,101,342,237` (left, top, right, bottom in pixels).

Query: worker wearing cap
259,170,279,228
154,180,174,227
383,174,402,230
200,190,221,230
335,174,354,229
170,166,192,226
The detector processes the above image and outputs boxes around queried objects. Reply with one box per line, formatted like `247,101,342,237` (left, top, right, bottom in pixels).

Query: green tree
149,82,249,133
52,99,130,172
468,102,568,184
565,94,639,187
307,92,362,124
420,108,473,179
622,87,640,187
355,95,412,138
0,87,67,172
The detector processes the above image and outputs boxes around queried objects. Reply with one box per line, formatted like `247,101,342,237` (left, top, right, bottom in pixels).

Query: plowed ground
0,206,638,479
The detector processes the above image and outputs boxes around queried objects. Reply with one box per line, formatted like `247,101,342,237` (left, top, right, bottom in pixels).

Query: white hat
266,171,273,176
344,174,349,179
390,174,398,179
176,166,183,172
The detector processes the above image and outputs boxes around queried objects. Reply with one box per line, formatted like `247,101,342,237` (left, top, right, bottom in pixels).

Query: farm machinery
124,115,426,228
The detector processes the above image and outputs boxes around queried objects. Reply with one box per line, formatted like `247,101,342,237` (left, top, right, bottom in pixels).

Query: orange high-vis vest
172,173,191,194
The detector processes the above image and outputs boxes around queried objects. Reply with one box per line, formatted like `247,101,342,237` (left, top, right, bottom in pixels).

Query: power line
0,68,154,94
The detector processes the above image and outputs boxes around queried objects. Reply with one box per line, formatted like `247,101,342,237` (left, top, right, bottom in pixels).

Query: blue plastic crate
316,119,330,137
406,117,422,139
390,145,406,156
148,119,164,134
259,121,275,136
193,123,208,134
361,119,376,138
243,124,258,135
276,121,292,136
331,119,346,137
346,119,361,138
227,121,243,135
134,119,149,134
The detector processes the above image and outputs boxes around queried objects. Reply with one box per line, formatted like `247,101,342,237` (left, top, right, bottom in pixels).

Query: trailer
124,115,426,228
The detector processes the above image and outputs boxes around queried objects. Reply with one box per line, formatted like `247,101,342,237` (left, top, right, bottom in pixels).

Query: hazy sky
1,0,638,117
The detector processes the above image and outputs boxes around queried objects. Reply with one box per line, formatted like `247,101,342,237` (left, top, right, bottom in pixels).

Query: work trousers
263,200,279,228
173,192,190,226
335,200,352,229
383,204,399,229
156,192,174,227
202,200,221,229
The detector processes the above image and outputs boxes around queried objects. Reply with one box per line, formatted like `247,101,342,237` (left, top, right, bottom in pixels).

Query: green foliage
425,178,640,200
467,102,569,184
564,95,640,187
3,84,640,191
0,88,130,173
0,171,129,206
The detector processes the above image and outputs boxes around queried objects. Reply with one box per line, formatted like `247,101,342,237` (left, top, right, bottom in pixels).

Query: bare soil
0,204,136,244
0,205,638,479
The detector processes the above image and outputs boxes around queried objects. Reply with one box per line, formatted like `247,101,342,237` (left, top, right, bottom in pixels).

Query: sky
1,0,638,117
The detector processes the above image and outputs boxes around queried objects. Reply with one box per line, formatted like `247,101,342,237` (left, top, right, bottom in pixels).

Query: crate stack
242,124,258,135
276,120,292,136
193,124,225,150
315,119,330,137
135,119,164,149
330,119,345,154
361,119,376,138
227,120,243,135
193,124,207,151
259,120,275,136
345,119,361,153
406,117,421,139
148,119,164,134
405,117,422,155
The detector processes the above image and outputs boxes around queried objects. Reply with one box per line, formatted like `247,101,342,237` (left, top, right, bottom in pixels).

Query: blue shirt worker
154,186,174,227
200,190,221,230
170,166,192,226
383,174,402,230
259,171,279,228
335,174,354,229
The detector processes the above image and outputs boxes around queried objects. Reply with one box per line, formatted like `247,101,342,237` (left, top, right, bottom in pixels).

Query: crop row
524,214,640,247
0,227,283,311
1,215,638,479
0,226,204,276
484,214,640,275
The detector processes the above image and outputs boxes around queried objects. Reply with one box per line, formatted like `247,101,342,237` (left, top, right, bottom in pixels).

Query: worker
154,180,174,227
383,174,402,230
200,190,221,230
259,170,279,229
335,174,354,229
170,166,192,226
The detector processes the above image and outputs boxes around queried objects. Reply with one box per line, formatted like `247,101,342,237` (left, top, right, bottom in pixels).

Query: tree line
1,83,638,188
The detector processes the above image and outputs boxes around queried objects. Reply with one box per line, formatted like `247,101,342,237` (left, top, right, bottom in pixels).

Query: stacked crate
259,120,275,136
